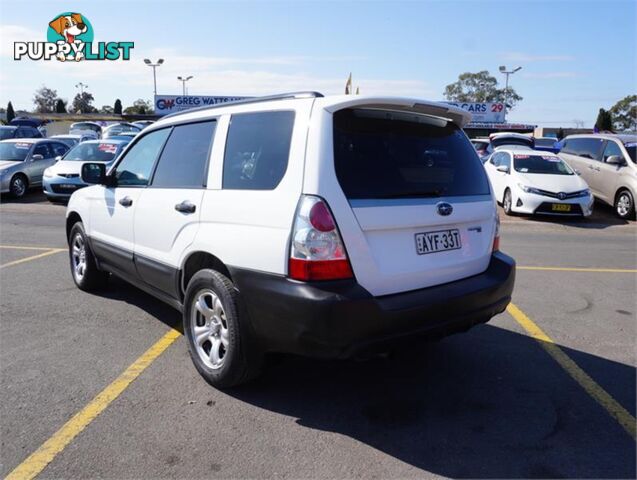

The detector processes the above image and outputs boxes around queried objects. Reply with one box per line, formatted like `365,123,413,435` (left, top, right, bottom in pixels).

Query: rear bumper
229,252,516,358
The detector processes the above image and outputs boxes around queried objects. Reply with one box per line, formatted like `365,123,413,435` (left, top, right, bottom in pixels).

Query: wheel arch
180,251,232,301
66,211,83,244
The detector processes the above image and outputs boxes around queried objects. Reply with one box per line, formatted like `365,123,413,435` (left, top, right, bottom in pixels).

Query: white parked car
484,147,593,216
65,92,515,387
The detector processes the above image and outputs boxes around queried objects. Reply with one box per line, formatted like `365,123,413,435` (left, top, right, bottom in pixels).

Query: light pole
177,76,193,96
144,58,164,96
498,65,522,122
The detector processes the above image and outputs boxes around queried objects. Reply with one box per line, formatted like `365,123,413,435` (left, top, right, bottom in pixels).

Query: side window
490,152,502,166
14,128,27,138
50,142,69,157
151,121,216,188
567,137,604,161
223,111,295,190
115,128,170,187
500,152,511,170
602,141,623,162
32,143,50,158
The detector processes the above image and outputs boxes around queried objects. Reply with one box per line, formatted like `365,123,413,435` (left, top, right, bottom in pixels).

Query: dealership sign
443,102,505,123
154,95,249,115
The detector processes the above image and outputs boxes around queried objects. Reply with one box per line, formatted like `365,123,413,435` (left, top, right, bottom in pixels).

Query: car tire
68,222,108,291
503,188,515,216
615,189,635,220
183,269,263,388
9,174,28,198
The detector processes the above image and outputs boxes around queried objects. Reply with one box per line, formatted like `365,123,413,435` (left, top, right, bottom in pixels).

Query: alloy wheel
71,233,87,281
191,289,229,370
616,192,632,218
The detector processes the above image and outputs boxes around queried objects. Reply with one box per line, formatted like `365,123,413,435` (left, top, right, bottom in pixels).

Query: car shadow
87,278,635,478
0,190,51,204
228,325,635,478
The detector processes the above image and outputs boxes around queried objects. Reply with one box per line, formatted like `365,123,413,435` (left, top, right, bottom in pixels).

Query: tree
99,105,114,114
114,99,122,115
55,99,67,113
556,127,565,140
33,86,60,113
71,91,97,114
6,102,15,123
123,99,153,115
595,108,613,132
609,95,637,132
444,70,523,111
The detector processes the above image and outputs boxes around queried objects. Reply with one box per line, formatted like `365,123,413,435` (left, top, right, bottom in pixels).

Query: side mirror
575,169,581,176
55,156,62,162
496,164,510,173
606,155,625,166
81,162,107,185
31,154,44,161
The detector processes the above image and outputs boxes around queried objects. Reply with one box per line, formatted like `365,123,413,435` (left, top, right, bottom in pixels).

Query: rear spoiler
322,96,472,128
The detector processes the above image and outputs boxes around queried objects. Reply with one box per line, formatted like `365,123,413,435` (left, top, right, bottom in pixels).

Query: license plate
415,229,461,255
551,204,571,212
59,184,76,189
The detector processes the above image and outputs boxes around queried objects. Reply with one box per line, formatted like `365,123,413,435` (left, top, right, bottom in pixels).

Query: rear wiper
376,190,442,199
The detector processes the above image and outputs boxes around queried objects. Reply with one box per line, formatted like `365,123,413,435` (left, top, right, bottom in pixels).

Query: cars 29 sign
443,102,505,123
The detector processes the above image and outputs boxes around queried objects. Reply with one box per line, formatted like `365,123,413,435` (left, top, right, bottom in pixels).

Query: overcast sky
0,0,635,127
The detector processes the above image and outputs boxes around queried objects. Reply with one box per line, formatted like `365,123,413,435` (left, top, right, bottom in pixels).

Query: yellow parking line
5,329,181,480
0,249,66,269
0,245,63,251
507,302,636,440
518,266,637,273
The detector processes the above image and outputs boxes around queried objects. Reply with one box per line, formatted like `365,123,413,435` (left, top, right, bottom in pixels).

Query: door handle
119,196,133,207
174,201,196,214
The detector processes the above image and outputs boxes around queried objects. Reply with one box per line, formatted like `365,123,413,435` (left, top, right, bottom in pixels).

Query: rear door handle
175,201,196,214
119,196,133,207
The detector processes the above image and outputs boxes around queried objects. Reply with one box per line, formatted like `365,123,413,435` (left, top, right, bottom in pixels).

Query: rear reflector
289,258,353,281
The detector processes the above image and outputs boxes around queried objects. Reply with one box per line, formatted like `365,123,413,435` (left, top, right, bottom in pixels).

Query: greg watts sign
14,12,134,62
155,95,249,115
443,102,505,123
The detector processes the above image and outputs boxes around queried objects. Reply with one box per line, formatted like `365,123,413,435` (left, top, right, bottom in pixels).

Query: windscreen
535,138,557,147
72,123,100,132
64,142,120,162
333,109,490,199
513,154,573,175
0,142,30,161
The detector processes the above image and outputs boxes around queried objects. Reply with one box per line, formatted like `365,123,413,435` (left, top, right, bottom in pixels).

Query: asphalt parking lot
1,193,635,479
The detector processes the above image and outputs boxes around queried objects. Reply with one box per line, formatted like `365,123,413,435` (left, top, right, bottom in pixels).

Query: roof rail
162,91,324,120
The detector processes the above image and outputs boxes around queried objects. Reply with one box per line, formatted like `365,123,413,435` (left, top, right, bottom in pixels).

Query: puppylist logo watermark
14,12,134,62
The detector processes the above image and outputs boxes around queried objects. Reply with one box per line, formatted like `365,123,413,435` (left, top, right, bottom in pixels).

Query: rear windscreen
333,109,490,199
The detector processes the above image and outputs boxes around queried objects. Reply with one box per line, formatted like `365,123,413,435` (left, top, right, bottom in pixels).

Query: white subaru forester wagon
66,92,515,387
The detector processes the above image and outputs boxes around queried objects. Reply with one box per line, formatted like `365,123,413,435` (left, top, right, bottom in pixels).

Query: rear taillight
492,214,500,252
289,195,353,281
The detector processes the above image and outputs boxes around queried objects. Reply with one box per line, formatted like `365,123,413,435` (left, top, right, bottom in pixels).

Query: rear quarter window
333,109,490,199
222,111,295,190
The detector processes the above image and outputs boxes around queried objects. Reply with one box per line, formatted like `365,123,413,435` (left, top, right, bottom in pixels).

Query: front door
88,128,171,278
133,120,217,298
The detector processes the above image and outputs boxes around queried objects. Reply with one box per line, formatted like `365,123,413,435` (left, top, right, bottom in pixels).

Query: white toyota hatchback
66,92,515,387
484,147,593,216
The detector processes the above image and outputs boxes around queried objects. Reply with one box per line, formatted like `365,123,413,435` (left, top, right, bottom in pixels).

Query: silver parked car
559,134,637,219
0,139,70,198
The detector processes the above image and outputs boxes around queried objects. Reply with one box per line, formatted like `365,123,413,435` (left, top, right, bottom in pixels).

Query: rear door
328,108,496,296
133,120,216,298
